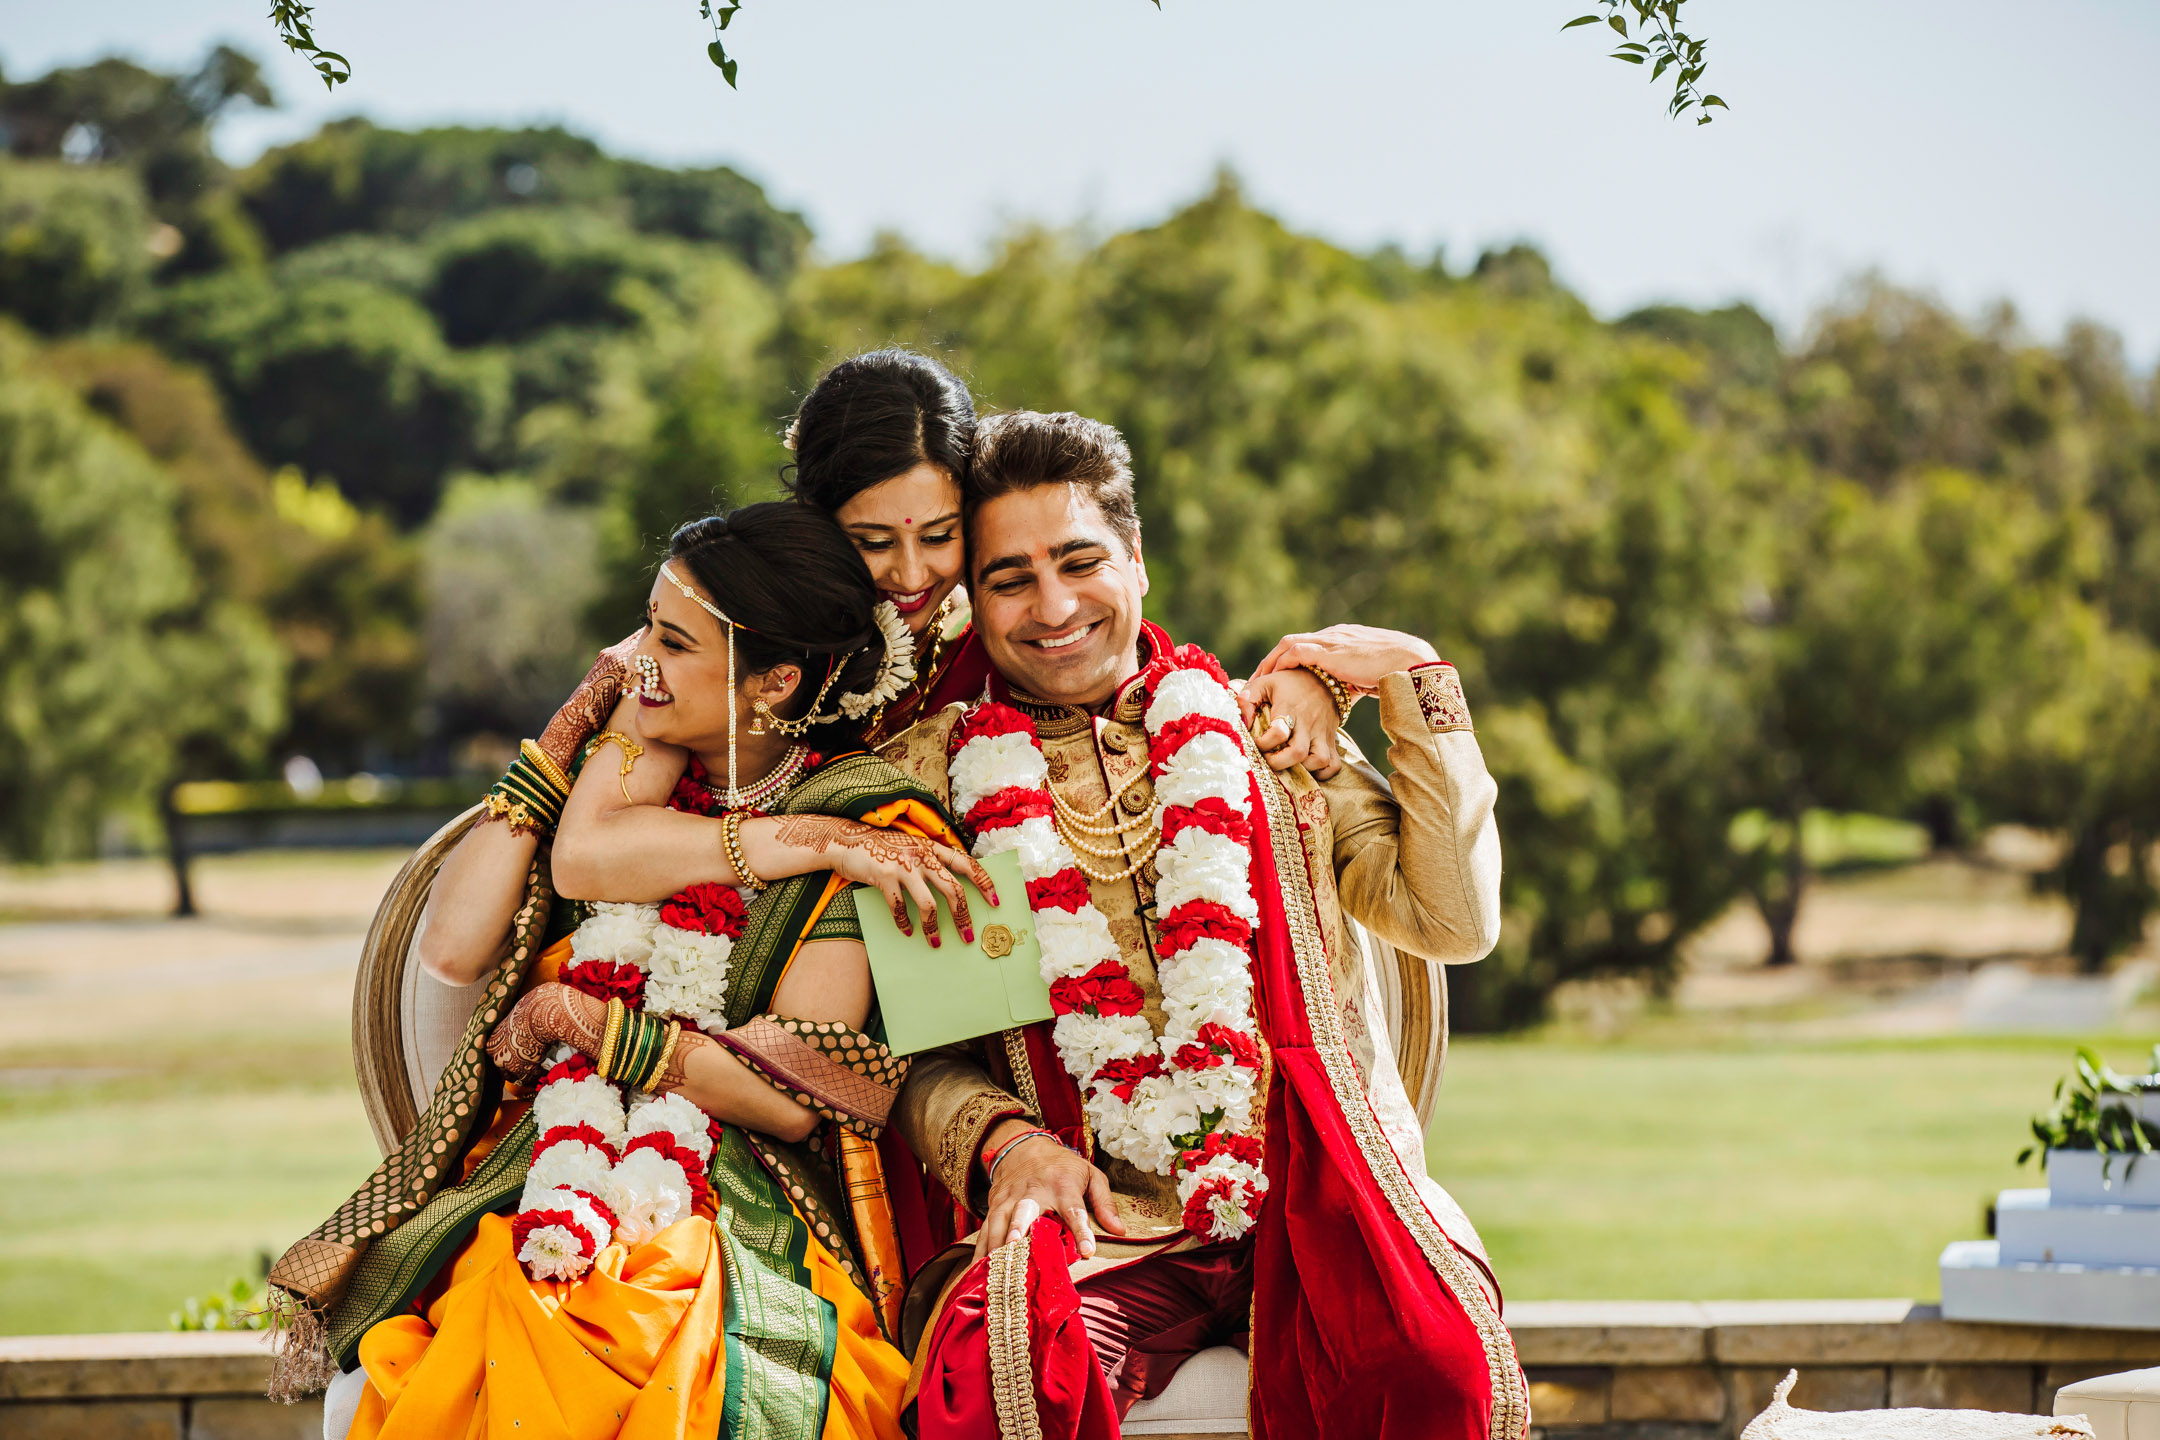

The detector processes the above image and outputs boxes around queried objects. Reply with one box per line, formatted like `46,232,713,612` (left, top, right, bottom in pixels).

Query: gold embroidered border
1000,1027,1041,1115
986,1232,1043,1440
1253,761,1529,1440
942,1088,1032,1206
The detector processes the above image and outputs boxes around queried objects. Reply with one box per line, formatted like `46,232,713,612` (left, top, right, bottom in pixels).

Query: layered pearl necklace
702,744,810,813
949,645,1270,1243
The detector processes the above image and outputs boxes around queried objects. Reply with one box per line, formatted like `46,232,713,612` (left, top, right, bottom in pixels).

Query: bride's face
834,463,966,637
633,570,799,750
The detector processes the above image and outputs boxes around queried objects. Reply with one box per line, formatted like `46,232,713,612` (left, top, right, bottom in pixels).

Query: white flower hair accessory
836,601,919,720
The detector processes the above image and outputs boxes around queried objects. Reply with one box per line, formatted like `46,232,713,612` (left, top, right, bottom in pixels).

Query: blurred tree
0,158,154,333
0,47,273,275
39,338,426,778
423,475,604,738
140,267,506,523
1617,301,1781,391
0,323,283,862
263,468,425,768
238,120,808,281
1730,469,2091,966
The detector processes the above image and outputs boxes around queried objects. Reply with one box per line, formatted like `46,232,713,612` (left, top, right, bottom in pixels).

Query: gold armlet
586,730,645,804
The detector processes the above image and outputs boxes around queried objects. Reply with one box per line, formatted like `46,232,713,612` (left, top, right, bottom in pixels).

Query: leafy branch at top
699,1,744,89
1563,1,1726,124
267,1,350,92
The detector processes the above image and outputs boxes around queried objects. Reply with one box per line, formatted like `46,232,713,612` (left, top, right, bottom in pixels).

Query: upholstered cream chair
337,807,1454,1439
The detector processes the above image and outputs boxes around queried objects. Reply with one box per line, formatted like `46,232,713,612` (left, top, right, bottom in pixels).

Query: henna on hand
537,633,640,773
485,982,606,1081
773,815,926,864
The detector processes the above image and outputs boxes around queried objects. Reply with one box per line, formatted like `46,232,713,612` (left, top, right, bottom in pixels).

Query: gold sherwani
880,646,1509,1277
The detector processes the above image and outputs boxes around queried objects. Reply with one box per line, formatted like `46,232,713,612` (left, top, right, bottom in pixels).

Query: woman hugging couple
275,350,1348,1440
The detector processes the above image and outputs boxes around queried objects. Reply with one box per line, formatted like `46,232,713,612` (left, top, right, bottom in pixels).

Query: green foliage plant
170,1276,270,1332
2020,1046,2160,1180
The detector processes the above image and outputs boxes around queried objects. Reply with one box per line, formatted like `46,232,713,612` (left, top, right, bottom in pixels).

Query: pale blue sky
6,1,2157,362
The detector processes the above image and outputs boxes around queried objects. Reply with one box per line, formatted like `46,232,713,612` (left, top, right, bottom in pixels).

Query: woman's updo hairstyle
782,348,975,512
665,502,885,744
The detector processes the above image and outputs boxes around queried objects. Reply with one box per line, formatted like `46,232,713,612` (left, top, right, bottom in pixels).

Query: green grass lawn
0,1028,2122,1332
1426,1032,2129,1302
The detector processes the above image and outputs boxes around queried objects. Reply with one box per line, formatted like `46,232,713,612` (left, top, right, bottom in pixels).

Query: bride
272,502,987,1440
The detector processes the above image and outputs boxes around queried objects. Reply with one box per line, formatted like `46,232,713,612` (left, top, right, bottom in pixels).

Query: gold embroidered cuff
1405,662,1473,734
940,1088,1034,1210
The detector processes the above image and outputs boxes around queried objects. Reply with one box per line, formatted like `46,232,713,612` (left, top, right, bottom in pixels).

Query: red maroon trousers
911,770,1516,1440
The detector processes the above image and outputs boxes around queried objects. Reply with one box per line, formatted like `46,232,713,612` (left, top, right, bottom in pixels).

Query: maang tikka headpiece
651,560,921,801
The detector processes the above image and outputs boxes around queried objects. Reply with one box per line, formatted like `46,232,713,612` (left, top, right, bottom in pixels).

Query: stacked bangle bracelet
594,998,682,1093
481,738,571,837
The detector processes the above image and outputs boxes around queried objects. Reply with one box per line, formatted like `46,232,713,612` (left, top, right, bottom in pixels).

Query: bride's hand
486,982,607,1081
535,631,643,774
745,816,998,951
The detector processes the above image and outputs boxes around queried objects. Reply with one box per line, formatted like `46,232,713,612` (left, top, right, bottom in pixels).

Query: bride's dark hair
782,348,975,512
665,501,884,743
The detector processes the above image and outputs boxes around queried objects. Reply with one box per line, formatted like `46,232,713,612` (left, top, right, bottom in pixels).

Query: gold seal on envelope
980,923,1016,958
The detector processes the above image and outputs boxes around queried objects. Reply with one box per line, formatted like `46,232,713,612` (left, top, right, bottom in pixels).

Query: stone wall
6,1301,2160,1439
1510,1300,2160,1438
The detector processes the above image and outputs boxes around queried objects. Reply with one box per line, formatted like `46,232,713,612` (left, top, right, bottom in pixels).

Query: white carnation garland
512,895,735,1281
949,650,1270,1242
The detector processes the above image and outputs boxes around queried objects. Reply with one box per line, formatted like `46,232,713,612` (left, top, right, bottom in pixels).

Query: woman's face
632,569,798,750
833,463,966,637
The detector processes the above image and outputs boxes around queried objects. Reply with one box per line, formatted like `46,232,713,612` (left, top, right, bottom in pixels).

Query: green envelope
858,848,1052,1056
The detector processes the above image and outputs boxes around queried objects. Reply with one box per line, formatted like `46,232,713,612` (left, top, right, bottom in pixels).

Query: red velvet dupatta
915,763,1527,1440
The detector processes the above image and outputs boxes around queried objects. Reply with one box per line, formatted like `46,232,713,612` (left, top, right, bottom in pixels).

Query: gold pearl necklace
707,744,811,811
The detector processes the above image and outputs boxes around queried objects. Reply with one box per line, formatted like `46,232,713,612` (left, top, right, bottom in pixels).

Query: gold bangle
596,997,626,1078
519,739,573,798
587,730,645,804
1303,665,1357,727
643,1021,683,1094
724,812,767,893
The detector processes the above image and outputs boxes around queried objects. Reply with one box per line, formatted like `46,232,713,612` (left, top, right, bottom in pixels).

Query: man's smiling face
970,482,1149,710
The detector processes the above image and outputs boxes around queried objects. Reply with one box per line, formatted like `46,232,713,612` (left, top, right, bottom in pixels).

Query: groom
876,410,1526,1440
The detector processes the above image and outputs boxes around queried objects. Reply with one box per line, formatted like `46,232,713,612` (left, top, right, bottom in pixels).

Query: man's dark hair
965,411,1141,556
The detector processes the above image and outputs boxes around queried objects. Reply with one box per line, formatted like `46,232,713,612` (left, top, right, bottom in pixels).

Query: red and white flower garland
512,880,743,1281
950,647,1269,1242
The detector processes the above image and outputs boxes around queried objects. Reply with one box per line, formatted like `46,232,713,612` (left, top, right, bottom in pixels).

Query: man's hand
974,1119,1126,1261
1241,667,1344,780
537,631,642,774
1251,624,1441,695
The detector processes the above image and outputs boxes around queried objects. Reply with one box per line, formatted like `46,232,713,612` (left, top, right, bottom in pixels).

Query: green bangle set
481,749,568,837
601,1007,676,1092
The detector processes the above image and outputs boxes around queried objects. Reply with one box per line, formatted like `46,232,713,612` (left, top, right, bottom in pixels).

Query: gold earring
750,699,770,735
